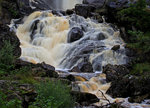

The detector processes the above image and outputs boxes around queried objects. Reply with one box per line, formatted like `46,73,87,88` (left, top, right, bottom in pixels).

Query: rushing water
16,11,127,72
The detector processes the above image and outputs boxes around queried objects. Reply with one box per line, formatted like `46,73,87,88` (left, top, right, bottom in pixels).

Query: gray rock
67,27,84,43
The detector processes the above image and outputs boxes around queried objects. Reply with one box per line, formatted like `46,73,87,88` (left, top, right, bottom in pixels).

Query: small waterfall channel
9,0,150,107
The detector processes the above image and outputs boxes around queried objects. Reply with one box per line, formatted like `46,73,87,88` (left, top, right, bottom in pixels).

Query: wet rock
111,45,120,51
71,61,93,73
97,32,106,40
67,27,84,43
66,75,88,82
103,64,129,82
66,9,74,15
71,91,99,105
75,4,96,18
0,24,21,58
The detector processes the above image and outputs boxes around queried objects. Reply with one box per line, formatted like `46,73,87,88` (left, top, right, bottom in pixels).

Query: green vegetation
131,63,150,75
0,41,16,75
117,0,150,31
117,0,150,75
0,91,22,108
30,81,74,108
0,41,75,108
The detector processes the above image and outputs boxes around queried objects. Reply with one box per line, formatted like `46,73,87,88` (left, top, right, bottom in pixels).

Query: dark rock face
104,64,150,102
71,91,99,105
0,0,21,24
103,64,129,82
75,4,96,18
67,27,84,43
0,24,21,58
83,0,106,8
17,0,52,15
107,76,150,99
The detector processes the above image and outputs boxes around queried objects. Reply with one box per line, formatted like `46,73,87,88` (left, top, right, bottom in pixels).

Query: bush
0,91,22,108
0,41,16,74
131,63,150,75
126,30,150,62
30,81,74,108
117,0,150,31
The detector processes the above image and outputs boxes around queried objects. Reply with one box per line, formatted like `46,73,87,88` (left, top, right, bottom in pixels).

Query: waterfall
16,11,127,72
50,0,82,10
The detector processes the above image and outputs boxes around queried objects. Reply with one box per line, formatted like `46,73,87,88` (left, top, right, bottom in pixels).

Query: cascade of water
16,11,127,72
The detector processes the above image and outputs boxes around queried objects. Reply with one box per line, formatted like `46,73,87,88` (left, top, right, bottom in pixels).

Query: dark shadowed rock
111,45,120,51
83,0,106,8
67,27,84,43
75,4,96,18
71,91,99,105
107,76,150,100
0,0,21,24
0,24,21,58
66,9,74,15
97,32,106,40
17,0,52,15
103,64,129,82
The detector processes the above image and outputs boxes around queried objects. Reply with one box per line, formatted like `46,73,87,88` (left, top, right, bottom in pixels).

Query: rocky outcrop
0,0,21,24
15,59,59,78
104,64,150,103
67,27,84,43
0,24,21,58
103,64,129,82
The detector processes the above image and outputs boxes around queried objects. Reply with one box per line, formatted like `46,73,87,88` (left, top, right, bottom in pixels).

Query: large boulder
103,64,129,82
67,27,84,43
107,76,150,100
0,24,21,58
75,4,96,18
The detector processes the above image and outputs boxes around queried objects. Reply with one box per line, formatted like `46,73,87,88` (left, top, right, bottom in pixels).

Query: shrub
0,90,22,108
131,63,150,75
117,0,150,31
0,40,16,73
30,81,74,108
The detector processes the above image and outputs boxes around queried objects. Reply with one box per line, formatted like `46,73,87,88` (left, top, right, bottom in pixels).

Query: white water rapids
16,11,127,71
11,9,149,108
